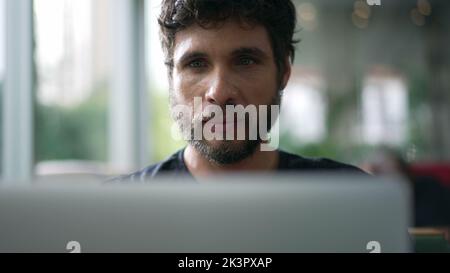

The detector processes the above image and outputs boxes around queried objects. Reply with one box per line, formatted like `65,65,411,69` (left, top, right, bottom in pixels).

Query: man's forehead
173,20,273,62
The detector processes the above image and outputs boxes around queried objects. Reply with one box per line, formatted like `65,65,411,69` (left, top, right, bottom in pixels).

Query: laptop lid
0,173,412,253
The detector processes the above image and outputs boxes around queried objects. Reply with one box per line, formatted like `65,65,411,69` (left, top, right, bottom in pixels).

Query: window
361,69,408,146
0,0,5,173
146,1,185,162
0,0,4,84
34,0,110,176
280,68,327,144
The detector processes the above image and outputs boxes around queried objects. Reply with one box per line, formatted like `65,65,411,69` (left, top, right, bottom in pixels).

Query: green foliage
34,87,107,162
34,85,187,164
406,69,431,160
149,91,186,162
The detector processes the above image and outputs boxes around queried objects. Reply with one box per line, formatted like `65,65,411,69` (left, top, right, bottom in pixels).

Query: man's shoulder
105,149,188,183
106,149,367,184
278,150,366,174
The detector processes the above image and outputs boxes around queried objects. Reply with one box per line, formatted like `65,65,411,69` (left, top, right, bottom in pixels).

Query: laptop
0,173,412,253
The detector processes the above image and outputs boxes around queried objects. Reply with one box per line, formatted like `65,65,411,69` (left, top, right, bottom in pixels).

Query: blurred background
0,0,449,184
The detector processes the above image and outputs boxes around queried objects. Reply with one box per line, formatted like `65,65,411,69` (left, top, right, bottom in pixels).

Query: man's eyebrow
176,51,208,66
231,47,269,59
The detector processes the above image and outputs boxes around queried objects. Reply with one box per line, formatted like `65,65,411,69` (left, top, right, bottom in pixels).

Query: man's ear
280,57,292,90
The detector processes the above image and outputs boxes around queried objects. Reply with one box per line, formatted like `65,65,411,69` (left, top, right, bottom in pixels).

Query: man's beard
170,92,282,165
190,137,261,165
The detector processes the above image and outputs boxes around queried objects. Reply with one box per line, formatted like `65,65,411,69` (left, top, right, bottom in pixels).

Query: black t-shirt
108,148,365,183
413,175,450,227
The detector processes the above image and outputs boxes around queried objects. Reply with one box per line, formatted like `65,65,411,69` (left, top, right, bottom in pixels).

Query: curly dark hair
158,0,299,82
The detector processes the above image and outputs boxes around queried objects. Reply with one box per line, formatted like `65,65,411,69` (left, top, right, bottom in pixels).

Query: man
112,0,363,182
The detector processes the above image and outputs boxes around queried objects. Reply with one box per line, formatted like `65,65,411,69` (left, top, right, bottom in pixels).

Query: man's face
170,19,286,164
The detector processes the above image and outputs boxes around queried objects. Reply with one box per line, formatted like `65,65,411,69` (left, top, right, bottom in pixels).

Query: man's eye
238,57,256,66
188,60,206,68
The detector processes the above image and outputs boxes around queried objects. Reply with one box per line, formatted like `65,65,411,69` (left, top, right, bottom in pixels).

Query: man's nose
204,69,238,106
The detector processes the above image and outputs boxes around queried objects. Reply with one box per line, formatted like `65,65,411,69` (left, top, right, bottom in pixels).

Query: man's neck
184,144,279,178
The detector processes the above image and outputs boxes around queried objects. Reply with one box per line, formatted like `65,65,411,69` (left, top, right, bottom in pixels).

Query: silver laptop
0,173,412,253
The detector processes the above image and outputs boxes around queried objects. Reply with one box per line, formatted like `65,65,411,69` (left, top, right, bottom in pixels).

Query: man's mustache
197,106,251,124
196,105,233,123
